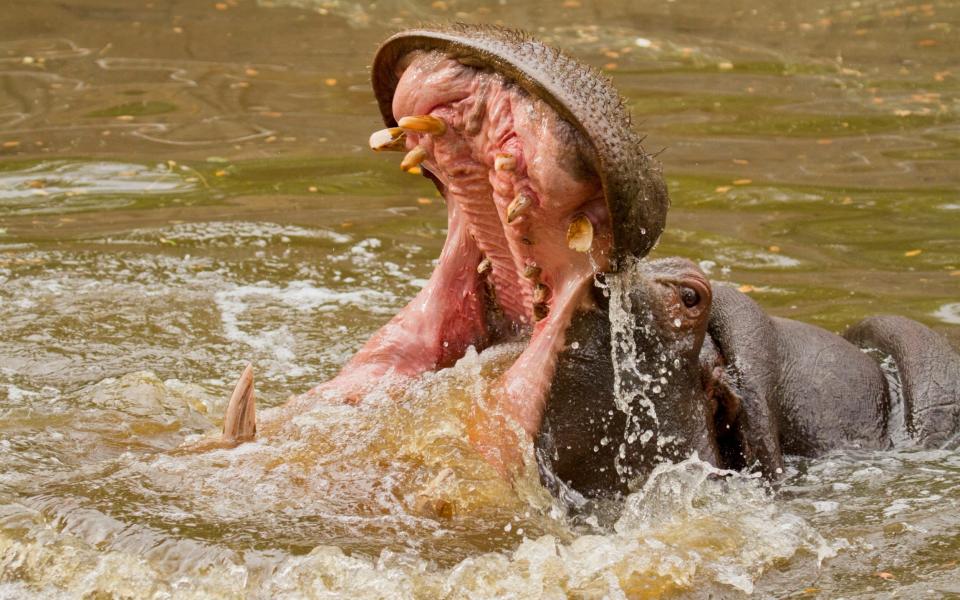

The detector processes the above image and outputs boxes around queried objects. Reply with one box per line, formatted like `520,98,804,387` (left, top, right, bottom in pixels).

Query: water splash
606,258,674,484
0,340,849,598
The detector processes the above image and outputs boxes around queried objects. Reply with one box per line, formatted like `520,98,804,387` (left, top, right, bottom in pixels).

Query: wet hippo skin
538,258,960,501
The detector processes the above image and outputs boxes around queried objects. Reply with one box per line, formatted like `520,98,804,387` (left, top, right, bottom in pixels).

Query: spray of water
605,258,678,484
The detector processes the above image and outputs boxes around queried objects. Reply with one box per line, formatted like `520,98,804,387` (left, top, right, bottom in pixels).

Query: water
1,0,959,597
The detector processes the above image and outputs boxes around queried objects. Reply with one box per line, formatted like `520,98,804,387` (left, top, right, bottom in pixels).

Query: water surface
1,0,958,597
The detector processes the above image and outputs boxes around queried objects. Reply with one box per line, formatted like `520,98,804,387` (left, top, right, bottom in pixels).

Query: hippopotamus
219,24,960,499
538,257,960,501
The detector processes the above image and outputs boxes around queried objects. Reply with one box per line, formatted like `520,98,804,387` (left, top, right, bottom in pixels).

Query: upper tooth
398,115,447,136
566,214,594,252
533,283,550,304
369,127,406,151
494,153,516,172
523,264,541,280
533,303,549,321
506,193,533,223
477,258,492,274
401,146,427,172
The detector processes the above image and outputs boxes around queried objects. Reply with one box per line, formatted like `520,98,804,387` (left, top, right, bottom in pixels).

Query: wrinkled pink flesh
320,52,612,439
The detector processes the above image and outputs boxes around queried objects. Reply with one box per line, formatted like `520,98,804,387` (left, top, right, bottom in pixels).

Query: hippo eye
680,286,700,308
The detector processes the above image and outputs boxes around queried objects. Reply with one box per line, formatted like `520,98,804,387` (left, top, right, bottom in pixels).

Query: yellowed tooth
533,302,549,321
523,264,541,280
477,257,492,274
566,214,594,252
400,146,427,172
222,363,256,444
506,193,533,223
533,283,550,304
494,152,516,172
398,115,447,136
369,127,406,152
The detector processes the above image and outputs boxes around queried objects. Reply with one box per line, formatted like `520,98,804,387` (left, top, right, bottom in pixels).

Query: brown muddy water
1,0,959,598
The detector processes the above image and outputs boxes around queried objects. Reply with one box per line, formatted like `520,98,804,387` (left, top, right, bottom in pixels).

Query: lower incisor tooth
566,214,594,252
401,146,427,172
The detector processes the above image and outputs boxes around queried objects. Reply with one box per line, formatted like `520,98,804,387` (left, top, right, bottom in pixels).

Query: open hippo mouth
219,24,670,486
363,25,669,441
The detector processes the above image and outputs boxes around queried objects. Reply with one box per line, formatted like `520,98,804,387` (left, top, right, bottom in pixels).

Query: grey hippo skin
537,258,960,502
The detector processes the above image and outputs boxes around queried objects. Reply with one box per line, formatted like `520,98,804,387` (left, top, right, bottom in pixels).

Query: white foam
3,384,39,403
126,221,352,246
0,160,192,202
932,302,960,325
812,500,839,513
214,280,396,377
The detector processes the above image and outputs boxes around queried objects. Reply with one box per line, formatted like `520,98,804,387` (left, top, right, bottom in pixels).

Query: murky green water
1,0,958,598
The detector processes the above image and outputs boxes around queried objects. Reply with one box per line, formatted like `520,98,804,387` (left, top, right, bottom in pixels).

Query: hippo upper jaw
372,24,670,266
